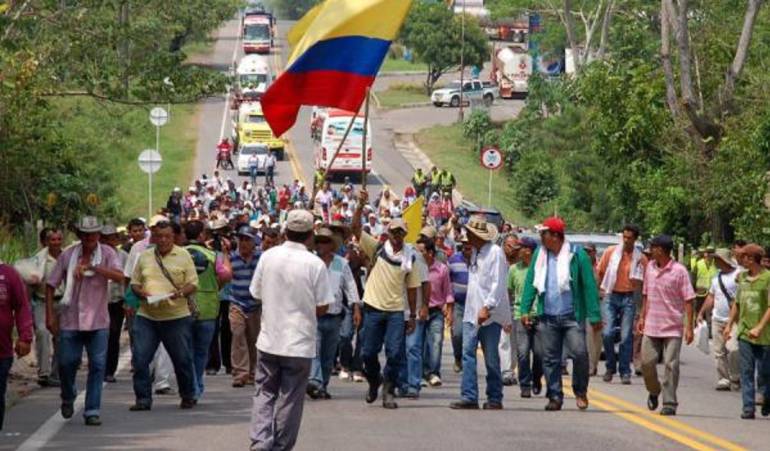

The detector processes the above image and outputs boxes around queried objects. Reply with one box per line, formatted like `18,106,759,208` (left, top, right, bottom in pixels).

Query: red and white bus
243,15,272,54
313,109,372,175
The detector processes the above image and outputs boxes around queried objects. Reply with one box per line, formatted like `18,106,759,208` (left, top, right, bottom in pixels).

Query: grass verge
380,58,428,73
377,83,429,109
414,124,528,226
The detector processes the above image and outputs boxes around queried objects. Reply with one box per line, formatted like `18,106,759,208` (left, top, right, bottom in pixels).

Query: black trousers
106,301,125,377
207,301,232,372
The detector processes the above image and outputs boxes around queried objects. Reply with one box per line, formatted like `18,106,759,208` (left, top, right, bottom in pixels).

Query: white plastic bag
694,319,710,355
14,256,43,285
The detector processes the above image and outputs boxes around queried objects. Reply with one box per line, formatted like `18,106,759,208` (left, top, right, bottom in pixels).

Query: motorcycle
216,147,234,170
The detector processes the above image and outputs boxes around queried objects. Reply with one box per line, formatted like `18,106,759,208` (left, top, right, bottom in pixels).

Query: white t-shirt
708,269,739,322
404,253,430,319
250,241,333,358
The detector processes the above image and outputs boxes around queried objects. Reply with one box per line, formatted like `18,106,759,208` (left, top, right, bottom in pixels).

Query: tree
401,2,488,94
267,0,320,20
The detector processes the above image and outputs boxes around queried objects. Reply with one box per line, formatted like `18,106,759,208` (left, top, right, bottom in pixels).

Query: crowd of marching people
1,166,769,449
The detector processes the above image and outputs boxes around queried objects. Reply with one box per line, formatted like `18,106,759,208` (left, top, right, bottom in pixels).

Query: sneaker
741,411,755,420
428,374,442,387
154,387,174,395
602,372,613,383
544,399,563,411
352,372,366,383
520,388,532,398
453,360,462,373
306,384,322,400
420,378,429,388
660,406,676,416
206,369,218,376
84,415,102,426
502,375,515,386
338,369,351,381
715,379,731,391
647,394,659,411
620,375,631,385
61,402,74,419
482,401,503,410
449,400,479,410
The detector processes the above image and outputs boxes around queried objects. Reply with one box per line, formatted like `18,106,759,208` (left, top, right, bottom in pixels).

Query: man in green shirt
511,237,542,398
723,244,770,419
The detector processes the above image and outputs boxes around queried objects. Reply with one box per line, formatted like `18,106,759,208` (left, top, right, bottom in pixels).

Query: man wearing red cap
520,217,601,411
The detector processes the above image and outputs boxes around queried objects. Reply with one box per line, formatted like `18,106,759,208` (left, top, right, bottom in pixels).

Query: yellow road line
588,389,747,451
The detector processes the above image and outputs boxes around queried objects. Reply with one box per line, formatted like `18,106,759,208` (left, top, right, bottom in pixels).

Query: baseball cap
287,209,314,233
237,225,257,241
518,237,538,250
535,217,566,234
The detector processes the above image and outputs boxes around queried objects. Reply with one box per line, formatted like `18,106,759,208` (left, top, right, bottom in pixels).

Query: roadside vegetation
376,83,429,109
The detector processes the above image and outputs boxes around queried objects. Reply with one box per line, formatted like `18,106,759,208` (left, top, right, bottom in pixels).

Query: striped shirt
642,259,695,338
448,252,469,304
229,251,260,313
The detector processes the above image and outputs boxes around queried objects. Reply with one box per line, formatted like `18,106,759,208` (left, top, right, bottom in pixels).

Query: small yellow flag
403,196,424,244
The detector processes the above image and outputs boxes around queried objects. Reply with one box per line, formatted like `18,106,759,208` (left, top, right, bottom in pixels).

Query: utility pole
458,0,466,122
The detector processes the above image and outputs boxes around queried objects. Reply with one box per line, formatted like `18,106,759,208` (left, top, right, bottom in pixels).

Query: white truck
231,54,272,106
492,45,532,98
431,80,498,108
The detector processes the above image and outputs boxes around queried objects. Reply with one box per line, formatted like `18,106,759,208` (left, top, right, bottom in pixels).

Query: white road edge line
16,346,133,451
219,18,243,141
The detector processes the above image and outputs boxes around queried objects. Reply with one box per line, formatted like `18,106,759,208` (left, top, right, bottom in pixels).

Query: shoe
576,395,589,410
84,415,101,426
561,366,569,376
154,387,174,395
532,382,542,396
321,391,332,400
306,384,322,400
449,400,479,410
502,375,514,386
428,374,442,387
589,369,598,377
762,399,770,417
520,388,532,398
602,372,613,383
382,382,398,409
660,406,676,416
206,369,218,376
715,379,731,391
104,375,117,383
232,381,245,388
129,403,151,411
352,372,366,383
338,369,351,381
37,376,52,387
180,399,196,409
635,369,642,376
365,375,381,404
453,360,462,373
420,378,429,387
620,375,631,385
730,382,741,392
647,394,659,411
402,391,419,400
741,411,755,420
61,402,74,419
482,402,503,410
544,399,563,411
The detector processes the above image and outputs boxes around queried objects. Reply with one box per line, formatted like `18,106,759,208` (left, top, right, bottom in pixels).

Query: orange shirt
597,245,648,293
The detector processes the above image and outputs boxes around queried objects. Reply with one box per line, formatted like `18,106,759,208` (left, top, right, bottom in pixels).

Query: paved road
3,17,769,451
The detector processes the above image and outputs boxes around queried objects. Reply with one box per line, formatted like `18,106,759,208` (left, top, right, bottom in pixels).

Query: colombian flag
261,0,412,136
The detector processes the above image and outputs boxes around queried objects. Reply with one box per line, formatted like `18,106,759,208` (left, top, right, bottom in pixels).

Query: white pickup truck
431,79,498,108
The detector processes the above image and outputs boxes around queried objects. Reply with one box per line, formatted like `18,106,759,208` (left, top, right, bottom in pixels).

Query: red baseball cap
535,217,566,234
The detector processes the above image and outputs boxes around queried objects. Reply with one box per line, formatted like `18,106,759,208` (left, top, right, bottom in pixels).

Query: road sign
481,147,504,170
149,107,169,127
138,149,162,174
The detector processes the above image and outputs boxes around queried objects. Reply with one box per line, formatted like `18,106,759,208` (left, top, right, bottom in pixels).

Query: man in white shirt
265,150,276,185
698,248,741,391
248,210,333,451
450,216,511,410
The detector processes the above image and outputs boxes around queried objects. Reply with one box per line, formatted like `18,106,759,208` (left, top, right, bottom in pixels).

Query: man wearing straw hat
449,215,511,410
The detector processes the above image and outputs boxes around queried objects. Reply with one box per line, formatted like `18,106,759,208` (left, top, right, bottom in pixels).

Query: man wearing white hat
449,215,511,410
249,209,332,451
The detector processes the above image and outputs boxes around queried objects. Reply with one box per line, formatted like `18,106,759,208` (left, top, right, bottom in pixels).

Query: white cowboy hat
464,215,498,242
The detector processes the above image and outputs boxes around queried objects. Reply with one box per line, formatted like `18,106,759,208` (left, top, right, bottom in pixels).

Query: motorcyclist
216,138,234,169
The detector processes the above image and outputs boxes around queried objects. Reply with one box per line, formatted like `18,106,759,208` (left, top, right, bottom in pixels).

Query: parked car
237,143,269,176
431,79,498,108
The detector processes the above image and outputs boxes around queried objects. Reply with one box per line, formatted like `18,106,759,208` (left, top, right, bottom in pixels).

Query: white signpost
138,149,162,219
480,147,504,208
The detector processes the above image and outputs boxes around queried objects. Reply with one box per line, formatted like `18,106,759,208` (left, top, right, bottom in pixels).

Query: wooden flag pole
323,98,365,178
361,87,370,191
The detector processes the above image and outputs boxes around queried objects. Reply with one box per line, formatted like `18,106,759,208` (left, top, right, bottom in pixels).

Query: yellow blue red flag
261,0,413,136
402,196,424,244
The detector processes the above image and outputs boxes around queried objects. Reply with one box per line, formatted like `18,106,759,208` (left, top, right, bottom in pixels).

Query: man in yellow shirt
352,190,420,410
129,219,199,411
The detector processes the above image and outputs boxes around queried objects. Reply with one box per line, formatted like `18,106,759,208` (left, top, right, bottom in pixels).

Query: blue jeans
338,304,362,372
399,319,426,395
0,357,12,430
360,305,405,386
424,309,445,377
451,302,464,364
310,314,343,390
131,315,196,405
602,292,636,377
516,320,543,390
738,339,770,413
192,319,217,399
461,322,503,404
58,329,108,417
249,167,258,186
539,314,590,403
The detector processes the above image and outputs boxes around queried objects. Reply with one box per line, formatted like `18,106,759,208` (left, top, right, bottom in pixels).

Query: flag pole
323,99,365,178
361,87,370,191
